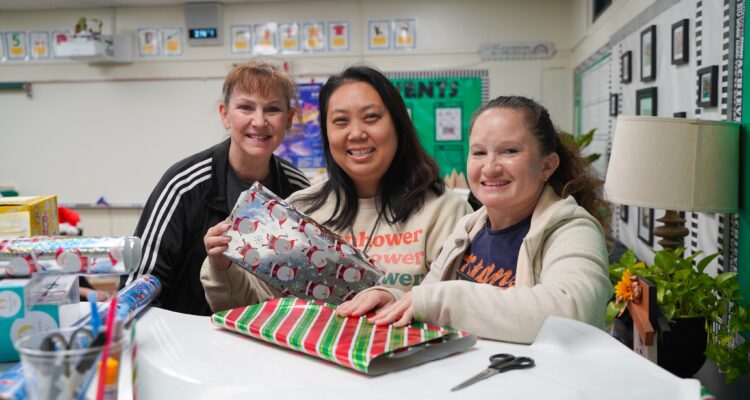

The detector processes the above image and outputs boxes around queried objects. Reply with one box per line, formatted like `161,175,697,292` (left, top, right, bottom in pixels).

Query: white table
135,308,700,399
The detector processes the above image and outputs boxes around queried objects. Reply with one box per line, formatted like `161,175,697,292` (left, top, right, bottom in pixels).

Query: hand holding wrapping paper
222,182,385,304
212,297,476,375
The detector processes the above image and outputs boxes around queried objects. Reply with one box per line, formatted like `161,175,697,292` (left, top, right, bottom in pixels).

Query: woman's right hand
336,290,396,318
204,220,232,270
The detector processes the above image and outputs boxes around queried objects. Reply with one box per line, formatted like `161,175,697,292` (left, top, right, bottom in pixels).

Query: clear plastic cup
14,326,129,400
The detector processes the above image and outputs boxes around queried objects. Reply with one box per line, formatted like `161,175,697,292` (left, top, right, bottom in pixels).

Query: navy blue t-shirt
456,216,532,288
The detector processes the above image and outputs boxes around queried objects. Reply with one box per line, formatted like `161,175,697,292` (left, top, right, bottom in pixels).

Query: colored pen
96,296,118,400
88,291,101,335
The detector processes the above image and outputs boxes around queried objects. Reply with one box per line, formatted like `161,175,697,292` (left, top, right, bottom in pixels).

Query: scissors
40,326,95,353
451,353,535,391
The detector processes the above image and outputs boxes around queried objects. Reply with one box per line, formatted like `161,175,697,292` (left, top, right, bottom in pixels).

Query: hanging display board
388,72,487,179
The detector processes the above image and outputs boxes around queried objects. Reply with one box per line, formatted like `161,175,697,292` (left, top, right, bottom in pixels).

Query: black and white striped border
722,0,731,118
695,0,704,115
730,0,744,273
126,158,213,284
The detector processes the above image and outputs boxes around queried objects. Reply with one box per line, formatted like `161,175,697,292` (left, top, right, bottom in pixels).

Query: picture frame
620,51,632,84
609,93,619,116
620,204,629,223
638,208,654,246
636,87,658,116
640,25,656,82
671,19,689,65
697,65,719,108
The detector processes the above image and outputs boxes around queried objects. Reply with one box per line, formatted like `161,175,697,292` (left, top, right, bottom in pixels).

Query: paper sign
7,32,27,60
327,21,349,51
230,25,252,54
279,23,300,53
253,23,278,55
51,31,72,58
302,22,325,52
368,20,391,50
435,105,462,141
138,28,160,57
393,19,416,50
29,32,49,60
161,28,183,56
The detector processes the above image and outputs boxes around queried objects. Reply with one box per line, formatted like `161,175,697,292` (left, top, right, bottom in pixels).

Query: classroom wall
0,0,578,234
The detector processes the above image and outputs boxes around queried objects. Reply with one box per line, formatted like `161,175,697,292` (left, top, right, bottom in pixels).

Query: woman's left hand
369,292,415,327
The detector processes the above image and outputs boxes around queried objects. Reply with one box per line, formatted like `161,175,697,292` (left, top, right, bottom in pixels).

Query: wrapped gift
223,183,385,304
212,297,476,375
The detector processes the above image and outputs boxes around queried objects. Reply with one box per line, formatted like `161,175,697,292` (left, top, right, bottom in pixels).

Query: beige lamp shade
604,116,739,213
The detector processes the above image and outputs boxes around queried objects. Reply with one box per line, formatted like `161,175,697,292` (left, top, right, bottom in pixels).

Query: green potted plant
607,248,750,383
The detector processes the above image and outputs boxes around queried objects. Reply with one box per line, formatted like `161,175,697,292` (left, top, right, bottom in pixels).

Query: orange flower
615,270,635,304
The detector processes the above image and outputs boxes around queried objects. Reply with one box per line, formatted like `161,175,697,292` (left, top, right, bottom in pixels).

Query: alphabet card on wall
327,21,349,51
393,18,416,50
302,22,325,52
7,32,27,60
230,25,252,54
253,23,278,55
279,22,300,53
161,28,183,57
368,20,391,50
29,32,49,60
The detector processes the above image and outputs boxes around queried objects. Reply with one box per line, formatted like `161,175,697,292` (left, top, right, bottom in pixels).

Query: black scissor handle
489,353,514,363
496,356,535,372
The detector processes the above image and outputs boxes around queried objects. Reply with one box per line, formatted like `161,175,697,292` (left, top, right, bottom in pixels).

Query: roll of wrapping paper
75,274,162,327
0,275,161,400
0,236,141,277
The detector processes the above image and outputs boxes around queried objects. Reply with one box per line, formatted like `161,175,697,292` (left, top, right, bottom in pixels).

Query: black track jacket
125,139,310,315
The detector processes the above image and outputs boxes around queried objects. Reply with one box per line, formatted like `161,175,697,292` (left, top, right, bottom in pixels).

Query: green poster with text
390,77,483,178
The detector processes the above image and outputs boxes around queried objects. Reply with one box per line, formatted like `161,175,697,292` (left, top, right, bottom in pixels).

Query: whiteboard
0,79,228,206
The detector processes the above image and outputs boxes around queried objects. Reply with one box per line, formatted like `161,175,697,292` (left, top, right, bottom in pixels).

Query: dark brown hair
298,65,445,230
470,96,611,232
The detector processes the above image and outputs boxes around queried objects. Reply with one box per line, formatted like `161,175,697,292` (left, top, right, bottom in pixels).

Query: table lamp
604,116,739,250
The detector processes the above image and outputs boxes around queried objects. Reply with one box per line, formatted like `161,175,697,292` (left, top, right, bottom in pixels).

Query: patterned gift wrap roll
222,182,385,304
76,274,162,325
0,236,141,277
212,297,474,375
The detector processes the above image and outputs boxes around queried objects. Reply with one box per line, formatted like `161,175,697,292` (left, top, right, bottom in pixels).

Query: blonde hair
222,60,297,108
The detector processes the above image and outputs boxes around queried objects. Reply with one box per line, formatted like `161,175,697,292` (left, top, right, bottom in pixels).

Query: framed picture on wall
640,25,656,82
620,204,629,223
636,87,658,116
609,94,619,116
671,19,689,65
638,207,654,245
620,51,632,83
697,65,719,108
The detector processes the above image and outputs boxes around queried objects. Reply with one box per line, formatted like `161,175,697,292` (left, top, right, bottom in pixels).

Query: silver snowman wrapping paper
222,182,386,304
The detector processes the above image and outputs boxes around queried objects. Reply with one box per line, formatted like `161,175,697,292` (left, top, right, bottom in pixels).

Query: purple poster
275,83,323,168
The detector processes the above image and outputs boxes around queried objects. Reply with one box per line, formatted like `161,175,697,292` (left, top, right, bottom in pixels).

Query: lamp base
653,210,689,251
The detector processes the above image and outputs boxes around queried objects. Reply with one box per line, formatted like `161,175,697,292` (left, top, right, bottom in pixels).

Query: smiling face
468,107,559,230
326,82,398,198
220,88,295,167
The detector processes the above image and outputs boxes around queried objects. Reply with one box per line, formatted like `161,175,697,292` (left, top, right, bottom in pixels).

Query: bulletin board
387,70,488,179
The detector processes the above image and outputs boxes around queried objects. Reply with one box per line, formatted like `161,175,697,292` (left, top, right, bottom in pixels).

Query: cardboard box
0,275,80,362
0,195,59,238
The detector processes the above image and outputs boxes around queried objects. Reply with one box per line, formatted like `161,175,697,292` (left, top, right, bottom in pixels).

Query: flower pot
657,317,707,378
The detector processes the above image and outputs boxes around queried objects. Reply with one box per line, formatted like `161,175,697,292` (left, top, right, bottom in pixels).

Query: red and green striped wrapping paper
211,297,476,375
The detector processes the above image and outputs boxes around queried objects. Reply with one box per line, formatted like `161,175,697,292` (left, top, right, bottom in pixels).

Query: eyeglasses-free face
325,82,398,198
467,108,559,230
